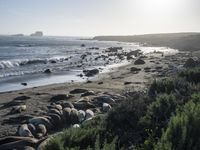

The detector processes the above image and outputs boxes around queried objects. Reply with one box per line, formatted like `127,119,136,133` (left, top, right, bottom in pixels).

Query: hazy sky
0,0,200,36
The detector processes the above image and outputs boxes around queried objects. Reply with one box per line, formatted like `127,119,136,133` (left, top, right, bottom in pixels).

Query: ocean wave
0,70,43,78
0,71,25,78
0,56,70,69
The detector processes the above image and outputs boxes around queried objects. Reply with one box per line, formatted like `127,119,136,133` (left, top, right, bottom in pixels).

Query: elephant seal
0,136,46,150
27,123,37,136
63,107,71,117
48,108,62,116
10,105,27,114
102,103,112,112
78,110,86,122
63,107,71,124
36,124,47,136
85,109,94,120
54,104,62,111
61,102,74,108
73,124,80,128
18,124,33,137
47,104,62,111
47,113,62,126
73,101,95,110
70,108,79,124
29,117,53,130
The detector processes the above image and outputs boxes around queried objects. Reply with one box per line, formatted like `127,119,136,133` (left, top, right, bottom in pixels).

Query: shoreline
0,60,130,93
0,36,179,93
0,49,178,93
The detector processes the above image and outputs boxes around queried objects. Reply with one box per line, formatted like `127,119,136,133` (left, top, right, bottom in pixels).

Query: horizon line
1,31,200,37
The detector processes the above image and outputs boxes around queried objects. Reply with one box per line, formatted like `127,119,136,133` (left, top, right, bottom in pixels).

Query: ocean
0,36,178,92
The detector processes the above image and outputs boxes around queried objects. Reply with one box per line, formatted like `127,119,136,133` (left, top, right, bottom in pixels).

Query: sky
0,0,200,36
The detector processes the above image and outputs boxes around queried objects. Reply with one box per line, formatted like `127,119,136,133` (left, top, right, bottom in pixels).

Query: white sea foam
0,56,70,69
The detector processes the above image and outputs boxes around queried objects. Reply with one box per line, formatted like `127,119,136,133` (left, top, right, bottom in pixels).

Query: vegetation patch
45,67,200,150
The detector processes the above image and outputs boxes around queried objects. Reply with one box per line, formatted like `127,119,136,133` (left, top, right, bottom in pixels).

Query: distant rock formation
30,31,43,37
12,34,24,37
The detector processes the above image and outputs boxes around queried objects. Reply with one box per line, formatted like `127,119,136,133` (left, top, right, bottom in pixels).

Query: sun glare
137,0,180,15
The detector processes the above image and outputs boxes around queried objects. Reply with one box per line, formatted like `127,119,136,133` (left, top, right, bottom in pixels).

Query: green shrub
155,101,200,150
179,68,200,84
45,116,108,150
140,94,177,138
89,135,117,150
45,68,200,150
148,78,191,98
45,135,65,150
62,126,100,149
106,94,149,147
191,92,200,103
148,79,174,96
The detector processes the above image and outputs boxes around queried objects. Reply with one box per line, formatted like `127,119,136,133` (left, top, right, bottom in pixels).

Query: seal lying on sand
85,109,94,120
28,117,53,130
78,110,86,122
10,105,27,114
18,124,33,137
0,136,46,150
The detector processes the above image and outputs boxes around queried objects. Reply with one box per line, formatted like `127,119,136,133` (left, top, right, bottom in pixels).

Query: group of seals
0,90,123,150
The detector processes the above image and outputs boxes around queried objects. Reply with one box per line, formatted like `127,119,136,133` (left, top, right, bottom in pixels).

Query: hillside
93,33,200,51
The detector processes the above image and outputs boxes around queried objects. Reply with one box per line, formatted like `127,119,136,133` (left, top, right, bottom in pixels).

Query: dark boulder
83,69,99,77
89,47,99,50
155,66,163,70
134,58,145,65
86,80,93,83
106,47,122,52
124,82,132,85
70,89,89,94
81,54,87,60
21,83,27,86
126,49,142,58
98,82,103,85
44,69,51,74
50,60,56,63
144,67,151,72
130,67,141,72
14,96,30,101
78,74,83,77
81,44,85,47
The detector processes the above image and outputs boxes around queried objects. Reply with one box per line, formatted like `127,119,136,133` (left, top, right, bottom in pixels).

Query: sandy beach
0,50,192,138
1,0,200,149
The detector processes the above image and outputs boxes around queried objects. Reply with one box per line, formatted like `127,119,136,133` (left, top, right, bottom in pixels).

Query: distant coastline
93,32,200,51
12,34,24,37
30,31,43,37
